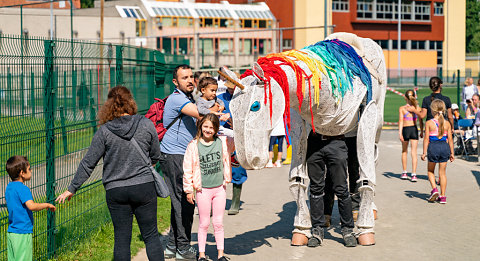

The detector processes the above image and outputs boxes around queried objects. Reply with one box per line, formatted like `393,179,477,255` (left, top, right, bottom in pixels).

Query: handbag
130,137,170,198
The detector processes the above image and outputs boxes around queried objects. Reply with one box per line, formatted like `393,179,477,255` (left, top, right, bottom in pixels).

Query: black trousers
306,131,354,229
158,152,195,251
106,182,164,261
324,136,361,215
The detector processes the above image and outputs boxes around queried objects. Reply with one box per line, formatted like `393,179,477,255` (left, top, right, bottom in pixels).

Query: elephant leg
289,110,311,245
356,101,378,245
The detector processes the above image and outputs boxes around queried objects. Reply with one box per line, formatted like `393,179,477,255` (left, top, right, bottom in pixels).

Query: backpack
145,97,182,142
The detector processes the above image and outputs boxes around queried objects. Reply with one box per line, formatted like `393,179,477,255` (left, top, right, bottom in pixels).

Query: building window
282,39,293,49
136,19,146,37
357,0,431,21
259,20,267,28
434,2,443,16
375,40,389,49
243,19,253,28
414,2,430,21
376,1,393,20
332,0,349,12
357,0,374,19
411,40,426,50
242,39,252,55
220,38,232,54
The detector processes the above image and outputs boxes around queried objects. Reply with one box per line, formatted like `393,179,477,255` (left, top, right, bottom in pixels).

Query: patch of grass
54,197,171,261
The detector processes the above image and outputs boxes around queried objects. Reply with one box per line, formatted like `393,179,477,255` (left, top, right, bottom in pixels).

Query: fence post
414,69,417,87
21,72,25,115
457,69,461,107
60,106,69,155
132,67,137,100
72,69,77,120
63,71,67,110
148,51,155,102
90,97,97,133
116,45,123,86
7,68,12,115
43,39,56,258
31,71,35,117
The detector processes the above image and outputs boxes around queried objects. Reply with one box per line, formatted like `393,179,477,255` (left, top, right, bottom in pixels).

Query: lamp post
397,0,401,83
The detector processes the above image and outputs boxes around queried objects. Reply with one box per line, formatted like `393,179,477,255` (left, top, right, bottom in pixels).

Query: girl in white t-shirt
266,119,286,168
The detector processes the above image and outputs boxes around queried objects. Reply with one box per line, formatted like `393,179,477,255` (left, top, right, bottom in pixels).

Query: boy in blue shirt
5,156,56,261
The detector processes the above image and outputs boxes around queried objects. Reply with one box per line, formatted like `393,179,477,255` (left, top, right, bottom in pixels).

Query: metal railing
0,34,189,260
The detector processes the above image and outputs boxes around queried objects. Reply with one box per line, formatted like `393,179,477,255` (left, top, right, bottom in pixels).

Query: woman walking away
398,89,423,182
421,99,454,204
56,86,164,261
183,113,235,261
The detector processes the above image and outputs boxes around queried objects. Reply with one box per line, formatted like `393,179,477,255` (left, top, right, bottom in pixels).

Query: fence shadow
193,201,296,259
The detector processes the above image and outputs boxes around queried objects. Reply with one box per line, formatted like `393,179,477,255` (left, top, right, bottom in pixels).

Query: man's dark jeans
324,136,361,216
106,182,164,261
158,152,195,251
306,131,354,229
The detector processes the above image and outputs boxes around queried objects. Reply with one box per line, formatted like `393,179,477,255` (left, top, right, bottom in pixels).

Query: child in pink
183,113,234,261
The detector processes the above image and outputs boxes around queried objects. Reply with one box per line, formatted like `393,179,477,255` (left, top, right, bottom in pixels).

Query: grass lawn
383,86,460,123
54,197,171,261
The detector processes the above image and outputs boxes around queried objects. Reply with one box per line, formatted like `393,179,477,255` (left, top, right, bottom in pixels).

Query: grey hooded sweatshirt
68,114,161,193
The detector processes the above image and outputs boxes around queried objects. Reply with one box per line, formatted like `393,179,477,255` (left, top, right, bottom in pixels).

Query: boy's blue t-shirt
5,181,34,234
160,89,197,155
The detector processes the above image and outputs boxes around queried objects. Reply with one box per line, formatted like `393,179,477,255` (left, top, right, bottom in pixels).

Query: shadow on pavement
209,201,297,256
383,172,428,181
472,170,480,189
404,190,430,201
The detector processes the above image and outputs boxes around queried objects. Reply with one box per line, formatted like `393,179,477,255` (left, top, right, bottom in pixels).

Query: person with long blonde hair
421,99,454,204
398,89,423,181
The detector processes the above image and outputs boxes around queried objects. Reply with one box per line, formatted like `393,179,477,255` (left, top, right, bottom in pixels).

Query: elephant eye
250,101,261,112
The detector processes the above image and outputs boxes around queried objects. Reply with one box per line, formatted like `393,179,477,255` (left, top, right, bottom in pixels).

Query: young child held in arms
183,114,235,261
196,77,230,121
5,156,56,261
421,99,454,204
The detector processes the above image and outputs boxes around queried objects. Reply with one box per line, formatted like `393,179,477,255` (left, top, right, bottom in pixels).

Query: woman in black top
408,77,454,133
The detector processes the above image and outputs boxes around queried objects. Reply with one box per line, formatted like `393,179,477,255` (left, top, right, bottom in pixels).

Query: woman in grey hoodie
56,86,164,261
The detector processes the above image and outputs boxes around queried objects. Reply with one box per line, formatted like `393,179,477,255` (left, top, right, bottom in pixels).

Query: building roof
120,0,276,20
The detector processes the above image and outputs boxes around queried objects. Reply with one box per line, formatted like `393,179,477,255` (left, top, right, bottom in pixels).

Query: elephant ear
252,62,265,85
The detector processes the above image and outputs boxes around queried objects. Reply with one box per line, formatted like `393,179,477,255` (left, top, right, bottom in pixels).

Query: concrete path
134,129,480,261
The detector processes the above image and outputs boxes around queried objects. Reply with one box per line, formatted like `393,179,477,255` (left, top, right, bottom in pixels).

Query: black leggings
106,182,164,261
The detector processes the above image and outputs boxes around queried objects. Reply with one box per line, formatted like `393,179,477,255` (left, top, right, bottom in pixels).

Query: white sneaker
265,161,274,168
275,160,282,167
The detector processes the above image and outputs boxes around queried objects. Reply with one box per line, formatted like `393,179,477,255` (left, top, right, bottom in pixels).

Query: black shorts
402,126,418,141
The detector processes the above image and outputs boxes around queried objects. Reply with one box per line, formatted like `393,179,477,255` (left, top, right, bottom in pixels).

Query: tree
466,0,480,53
80,0,94,8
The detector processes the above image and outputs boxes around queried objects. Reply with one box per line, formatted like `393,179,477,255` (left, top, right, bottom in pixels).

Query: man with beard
159,65,200,260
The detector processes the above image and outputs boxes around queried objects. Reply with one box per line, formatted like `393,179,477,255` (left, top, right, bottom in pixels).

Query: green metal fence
0,34,189,260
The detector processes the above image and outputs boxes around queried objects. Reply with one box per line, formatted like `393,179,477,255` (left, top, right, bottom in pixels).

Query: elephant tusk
217,70,245,90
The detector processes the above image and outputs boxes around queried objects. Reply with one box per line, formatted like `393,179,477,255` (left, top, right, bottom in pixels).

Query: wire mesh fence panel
0,34,189,260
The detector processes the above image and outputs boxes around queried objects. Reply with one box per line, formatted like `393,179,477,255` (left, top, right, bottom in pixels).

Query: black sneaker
218,256,230,261
197,257,207,261
165,244,176,259
176,246,197,260
307,226,324,247
341,227,357,247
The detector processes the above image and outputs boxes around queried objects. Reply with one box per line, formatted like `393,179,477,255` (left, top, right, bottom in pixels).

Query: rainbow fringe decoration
241,39,372,134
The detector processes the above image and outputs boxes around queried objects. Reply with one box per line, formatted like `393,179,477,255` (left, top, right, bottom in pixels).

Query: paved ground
134,129,480,261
